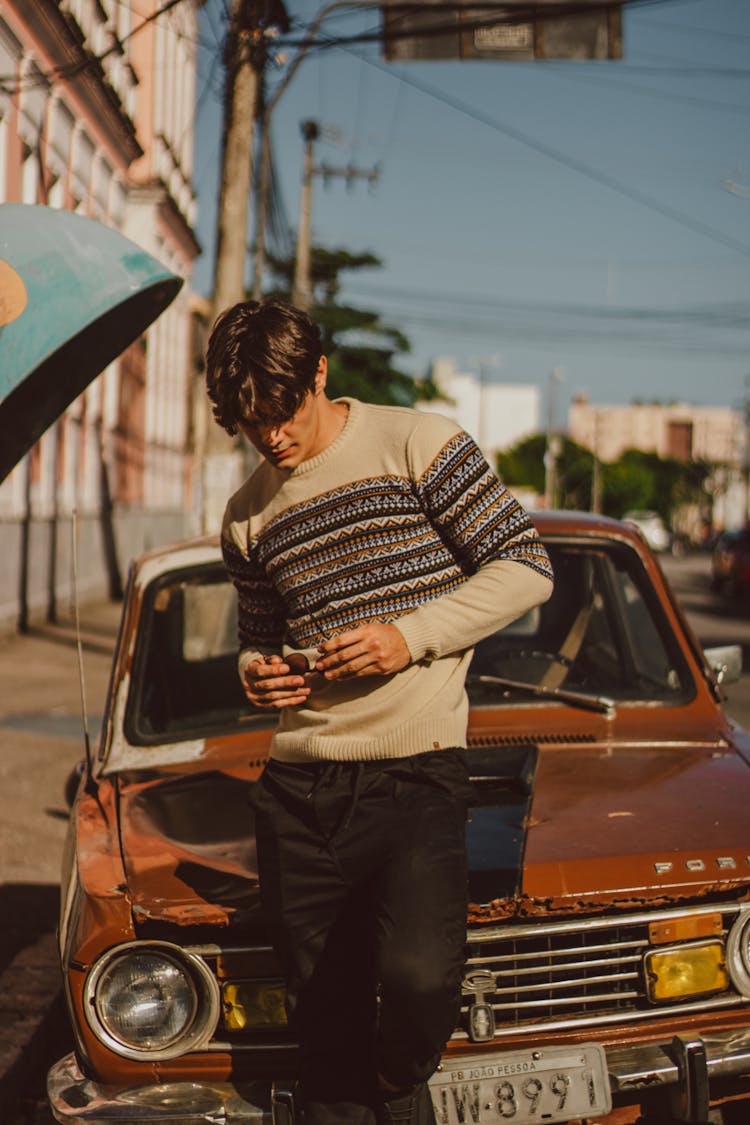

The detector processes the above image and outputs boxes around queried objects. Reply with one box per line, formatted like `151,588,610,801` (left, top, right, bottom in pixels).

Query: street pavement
0,599,121,1123
659,551,750,730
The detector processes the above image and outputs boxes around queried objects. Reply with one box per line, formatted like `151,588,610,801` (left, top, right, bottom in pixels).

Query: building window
70,126,95,208
667,421,693,463
0,20,21,204
17,57,48,149
109,176,126,227
91,153,113,220
47,96,74,198
21,142,39,203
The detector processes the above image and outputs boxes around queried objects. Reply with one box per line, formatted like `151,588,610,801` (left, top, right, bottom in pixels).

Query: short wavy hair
205,300,323,436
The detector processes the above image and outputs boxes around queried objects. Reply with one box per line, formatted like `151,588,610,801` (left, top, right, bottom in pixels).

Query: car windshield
126,538,694,744
468,539,693,708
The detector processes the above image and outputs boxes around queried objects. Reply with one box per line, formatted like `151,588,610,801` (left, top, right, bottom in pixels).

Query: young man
206,299,553,1125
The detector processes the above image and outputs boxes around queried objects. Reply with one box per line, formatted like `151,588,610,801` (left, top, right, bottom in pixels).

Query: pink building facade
0,0,201,630
568,395,747,533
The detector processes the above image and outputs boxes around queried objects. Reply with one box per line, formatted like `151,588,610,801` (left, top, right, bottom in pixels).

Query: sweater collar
286,397,359,477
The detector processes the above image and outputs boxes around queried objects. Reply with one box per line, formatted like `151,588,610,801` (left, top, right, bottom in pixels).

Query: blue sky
192,0,750,423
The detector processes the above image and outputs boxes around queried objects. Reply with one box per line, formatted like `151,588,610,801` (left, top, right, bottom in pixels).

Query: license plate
428,1044,612,1124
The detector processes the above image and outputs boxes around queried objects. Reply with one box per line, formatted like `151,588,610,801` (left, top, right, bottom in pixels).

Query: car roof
130,510,644,582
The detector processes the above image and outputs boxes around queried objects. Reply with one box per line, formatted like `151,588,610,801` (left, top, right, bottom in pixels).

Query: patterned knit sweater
222,398,553,762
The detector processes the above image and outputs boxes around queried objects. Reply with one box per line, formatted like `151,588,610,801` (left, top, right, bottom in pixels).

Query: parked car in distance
711,526,750,598
48,511,750,1125
623,509,675,554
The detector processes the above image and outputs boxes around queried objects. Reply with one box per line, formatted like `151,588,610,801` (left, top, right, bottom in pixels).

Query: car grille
190,903,748,1053
457,903,745,1041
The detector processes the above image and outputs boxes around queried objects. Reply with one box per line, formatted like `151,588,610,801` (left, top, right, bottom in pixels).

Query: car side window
127,568,272,743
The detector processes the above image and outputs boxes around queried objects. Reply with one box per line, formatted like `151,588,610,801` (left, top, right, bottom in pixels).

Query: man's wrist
391,615,438,665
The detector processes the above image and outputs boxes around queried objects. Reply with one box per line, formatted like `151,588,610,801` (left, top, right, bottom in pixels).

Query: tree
601,449,711,522
600,456,653,517
496,434,594,509
266,246,436,406
496,436,712,525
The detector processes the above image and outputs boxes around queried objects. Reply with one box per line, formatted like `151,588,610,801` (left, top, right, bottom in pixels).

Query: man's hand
315,623,410,680
243,655,312,710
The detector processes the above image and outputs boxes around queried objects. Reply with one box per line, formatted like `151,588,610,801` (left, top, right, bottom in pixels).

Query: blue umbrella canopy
0,204,183,482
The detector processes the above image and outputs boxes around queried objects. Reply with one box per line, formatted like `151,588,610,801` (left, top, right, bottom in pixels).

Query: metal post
591,408,602,514
292,120,319,310
544,368,562,510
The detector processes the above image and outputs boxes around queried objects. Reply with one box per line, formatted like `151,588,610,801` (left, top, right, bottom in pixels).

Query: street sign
382,1,622,62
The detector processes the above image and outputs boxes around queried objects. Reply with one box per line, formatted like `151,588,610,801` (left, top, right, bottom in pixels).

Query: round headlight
726,910,750,997
86,942,220,1060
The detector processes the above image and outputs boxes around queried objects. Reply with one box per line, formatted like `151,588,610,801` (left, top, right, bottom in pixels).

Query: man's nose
261,422,282,444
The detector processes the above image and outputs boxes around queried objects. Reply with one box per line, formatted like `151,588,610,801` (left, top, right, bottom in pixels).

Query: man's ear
314,356,328,395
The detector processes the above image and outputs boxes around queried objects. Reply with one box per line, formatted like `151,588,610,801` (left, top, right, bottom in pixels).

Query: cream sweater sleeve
394,559,552,663
395,412,554,662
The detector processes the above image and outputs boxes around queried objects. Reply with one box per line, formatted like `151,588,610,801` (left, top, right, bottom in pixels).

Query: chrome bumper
48,1027,750,1124
607,1026,750,1120
47,1053,295,1124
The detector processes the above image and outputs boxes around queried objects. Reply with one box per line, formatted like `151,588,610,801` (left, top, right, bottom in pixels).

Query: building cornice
21,0,142,163
128,180,202,260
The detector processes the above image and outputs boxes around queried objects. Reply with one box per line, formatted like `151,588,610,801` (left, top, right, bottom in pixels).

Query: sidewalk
0,599,122,1120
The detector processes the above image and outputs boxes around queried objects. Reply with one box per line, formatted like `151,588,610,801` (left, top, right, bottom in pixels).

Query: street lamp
591,407,602,514
544,367,563,510
251,0,381,298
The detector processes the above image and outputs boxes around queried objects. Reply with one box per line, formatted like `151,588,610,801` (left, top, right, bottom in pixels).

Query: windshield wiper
467,673,616,717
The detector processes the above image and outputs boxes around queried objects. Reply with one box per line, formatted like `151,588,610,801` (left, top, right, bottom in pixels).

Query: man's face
238,356,335,470
239,385,325,471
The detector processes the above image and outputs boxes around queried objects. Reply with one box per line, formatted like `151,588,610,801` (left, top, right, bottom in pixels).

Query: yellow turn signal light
645,940,728,1003
222,980,288,1031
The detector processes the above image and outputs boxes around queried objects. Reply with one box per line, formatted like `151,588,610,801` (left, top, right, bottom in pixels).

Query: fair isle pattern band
223,431,553,652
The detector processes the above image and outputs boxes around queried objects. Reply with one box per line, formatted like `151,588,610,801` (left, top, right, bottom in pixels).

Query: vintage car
47,511,750,1125
711,528,750,600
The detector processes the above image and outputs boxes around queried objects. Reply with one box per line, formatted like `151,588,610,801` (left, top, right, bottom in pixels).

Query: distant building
568,394,746,531
568,395,742,466
419,358,541,467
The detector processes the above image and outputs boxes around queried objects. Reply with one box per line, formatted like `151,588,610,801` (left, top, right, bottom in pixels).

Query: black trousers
252,749,471,1125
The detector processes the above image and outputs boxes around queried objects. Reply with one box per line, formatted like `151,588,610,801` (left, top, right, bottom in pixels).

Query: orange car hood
116,768,263,931
516,741,750,916
113,740,750,930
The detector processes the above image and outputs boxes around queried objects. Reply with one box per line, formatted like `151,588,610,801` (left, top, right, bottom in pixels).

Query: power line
633,15,750,46
277,7,750,262
275,0,678,50
539,65,750,116
570,62,750,77
343,301,750,358
343,280,750,325
0,0,195,93
342,49,750,261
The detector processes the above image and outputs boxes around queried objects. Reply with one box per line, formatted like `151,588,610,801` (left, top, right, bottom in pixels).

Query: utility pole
292,120,320,310
213,0,264,318
251,0,380,299
200,0,287,534
251,94,273,300
291,119,379,310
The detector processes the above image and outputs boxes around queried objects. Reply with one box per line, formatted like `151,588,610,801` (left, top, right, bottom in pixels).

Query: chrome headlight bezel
84,940,220,1061
726,908,750,998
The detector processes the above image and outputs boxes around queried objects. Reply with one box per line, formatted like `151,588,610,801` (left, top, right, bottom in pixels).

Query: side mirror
704,645,743,686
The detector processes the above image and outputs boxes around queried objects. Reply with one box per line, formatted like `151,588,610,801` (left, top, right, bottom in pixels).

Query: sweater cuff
393,613,440,664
